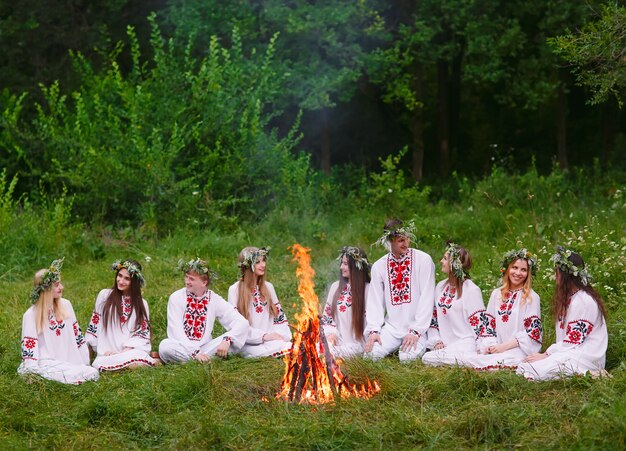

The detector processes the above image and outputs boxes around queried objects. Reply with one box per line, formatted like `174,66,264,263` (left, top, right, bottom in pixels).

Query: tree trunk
320,108,331,175
438,59,450,176
411,62,424,181
557,82,569,170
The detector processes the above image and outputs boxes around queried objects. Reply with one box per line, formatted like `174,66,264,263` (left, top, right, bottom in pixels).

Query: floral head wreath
374,220,417,251
337,246,370,272
238,247,271,276
500,248,537,277
178,257,219,281
550,246,592,286
29,258,64,304
111,259,145,287
445,242,469,280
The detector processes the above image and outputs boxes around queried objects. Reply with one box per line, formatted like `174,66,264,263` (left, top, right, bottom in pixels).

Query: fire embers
275,244,380,404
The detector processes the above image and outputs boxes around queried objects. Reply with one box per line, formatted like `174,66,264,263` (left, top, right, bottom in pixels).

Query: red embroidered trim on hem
474,364,518,371
98,358,156,371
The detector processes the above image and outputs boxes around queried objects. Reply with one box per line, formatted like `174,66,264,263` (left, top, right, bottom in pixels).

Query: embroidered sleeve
86,311,100,338
523,316,543,344
73,321,86,348
273,303,288,325
429,308,439,330
21,336,38,361
408,328,420,337
320,304,335,327
468,310,496,339
131,319,151,340
564,319,594,345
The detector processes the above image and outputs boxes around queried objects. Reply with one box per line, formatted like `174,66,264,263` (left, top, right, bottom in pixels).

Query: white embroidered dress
86,289,157,371
158,288,249,363
463,288,542,370
321,281,370,358
365,248,436,361
227,281,292,358
517,290,607,380
422,279,491,366
18,298,99,384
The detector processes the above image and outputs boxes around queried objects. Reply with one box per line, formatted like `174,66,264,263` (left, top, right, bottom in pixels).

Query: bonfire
275,244,380,404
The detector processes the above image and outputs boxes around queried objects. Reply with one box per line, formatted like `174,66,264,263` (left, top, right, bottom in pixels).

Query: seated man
158,258,249,363
364,219,435,362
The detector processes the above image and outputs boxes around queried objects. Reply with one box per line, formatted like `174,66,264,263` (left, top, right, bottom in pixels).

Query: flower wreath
337,246,370,272
445,242,469,280
500,248,537,277
374,220,417,251
111,259,145,287
550,246,592,286
238,247,271,276
29,258,64,304
178,257,219,280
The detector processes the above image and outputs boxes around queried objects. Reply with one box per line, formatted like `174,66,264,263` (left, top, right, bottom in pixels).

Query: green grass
1,169,624,449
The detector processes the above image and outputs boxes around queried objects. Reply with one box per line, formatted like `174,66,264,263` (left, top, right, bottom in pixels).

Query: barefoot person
517,247,607,380
422,242,491,366
18,258,99,384
228,247,291,358
86,259,158,371
159,258,249,363
321,246,370,358
364,219,435,361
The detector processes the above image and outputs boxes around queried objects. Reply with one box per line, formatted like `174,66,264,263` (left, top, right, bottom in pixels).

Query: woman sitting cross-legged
86,259,158,371
320,246,370,359
462,248,542,370
422,242,492,367
18,258,99,384
517,247,608,380
227,247,292,358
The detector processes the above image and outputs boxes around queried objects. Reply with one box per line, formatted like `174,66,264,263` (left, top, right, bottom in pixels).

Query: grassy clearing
0,169,624,448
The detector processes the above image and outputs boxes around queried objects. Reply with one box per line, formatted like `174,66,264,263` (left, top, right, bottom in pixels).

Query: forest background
0,0,624,448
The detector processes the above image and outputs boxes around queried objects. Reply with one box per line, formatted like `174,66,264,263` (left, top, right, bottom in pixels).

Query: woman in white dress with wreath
320,246,370,359
463,248,542,370
228,247,292,358
18,258,99,384
517,247,608,380
422,242,491,366
86,259,158,371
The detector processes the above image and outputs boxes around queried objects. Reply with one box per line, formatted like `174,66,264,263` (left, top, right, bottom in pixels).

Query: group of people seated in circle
18,218,608,385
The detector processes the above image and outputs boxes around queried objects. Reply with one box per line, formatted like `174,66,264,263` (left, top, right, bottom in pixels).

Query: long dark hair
331,247,371,341
553,252,607,322
103,259,148,332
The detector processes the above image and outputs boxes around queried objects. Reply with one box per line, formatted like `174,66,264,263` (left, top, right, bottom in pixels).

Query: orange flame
275,244,380,404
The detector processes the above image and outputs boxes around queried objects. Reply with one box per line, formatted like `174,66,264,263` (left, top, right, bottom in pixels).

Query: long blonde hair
500,259,533,305
32,269,67,334
236,247,276,322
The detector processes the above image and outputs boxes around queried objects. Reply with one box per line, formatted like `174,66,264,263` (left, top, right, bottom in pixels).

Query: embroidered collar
389,249,411,262
187,289,209,301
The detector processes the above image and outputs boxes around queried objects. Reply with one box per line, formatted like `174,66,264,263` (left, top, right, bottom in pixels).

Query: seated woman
321,246,370,359
86,259,158,371
227,247,292,358
517,247,608,380
422,242,490,366
18,258,99,384
462,248,542,370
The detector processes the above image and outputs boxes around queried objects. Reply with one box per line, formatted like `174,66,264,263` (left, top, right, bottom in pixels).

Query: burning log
275,244,380,404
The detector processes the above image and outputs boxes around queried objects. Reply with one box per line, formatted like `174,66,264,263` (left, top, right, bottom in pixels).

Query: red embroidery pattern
87,311,100,337
98,358,156,371
48,310,65,336
184,292,210,341
429,307,439,330
387,251,412,305
252,286,267,314
120,296,132,325
498,290,520,323
273,303,288,325
73,321,86,348
564,319,594,345
320,304,334,326
132,319,151,340
468,310,497,338
523,315,543,344
337,284,352,314
437,285,456,315
21,336,38,360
